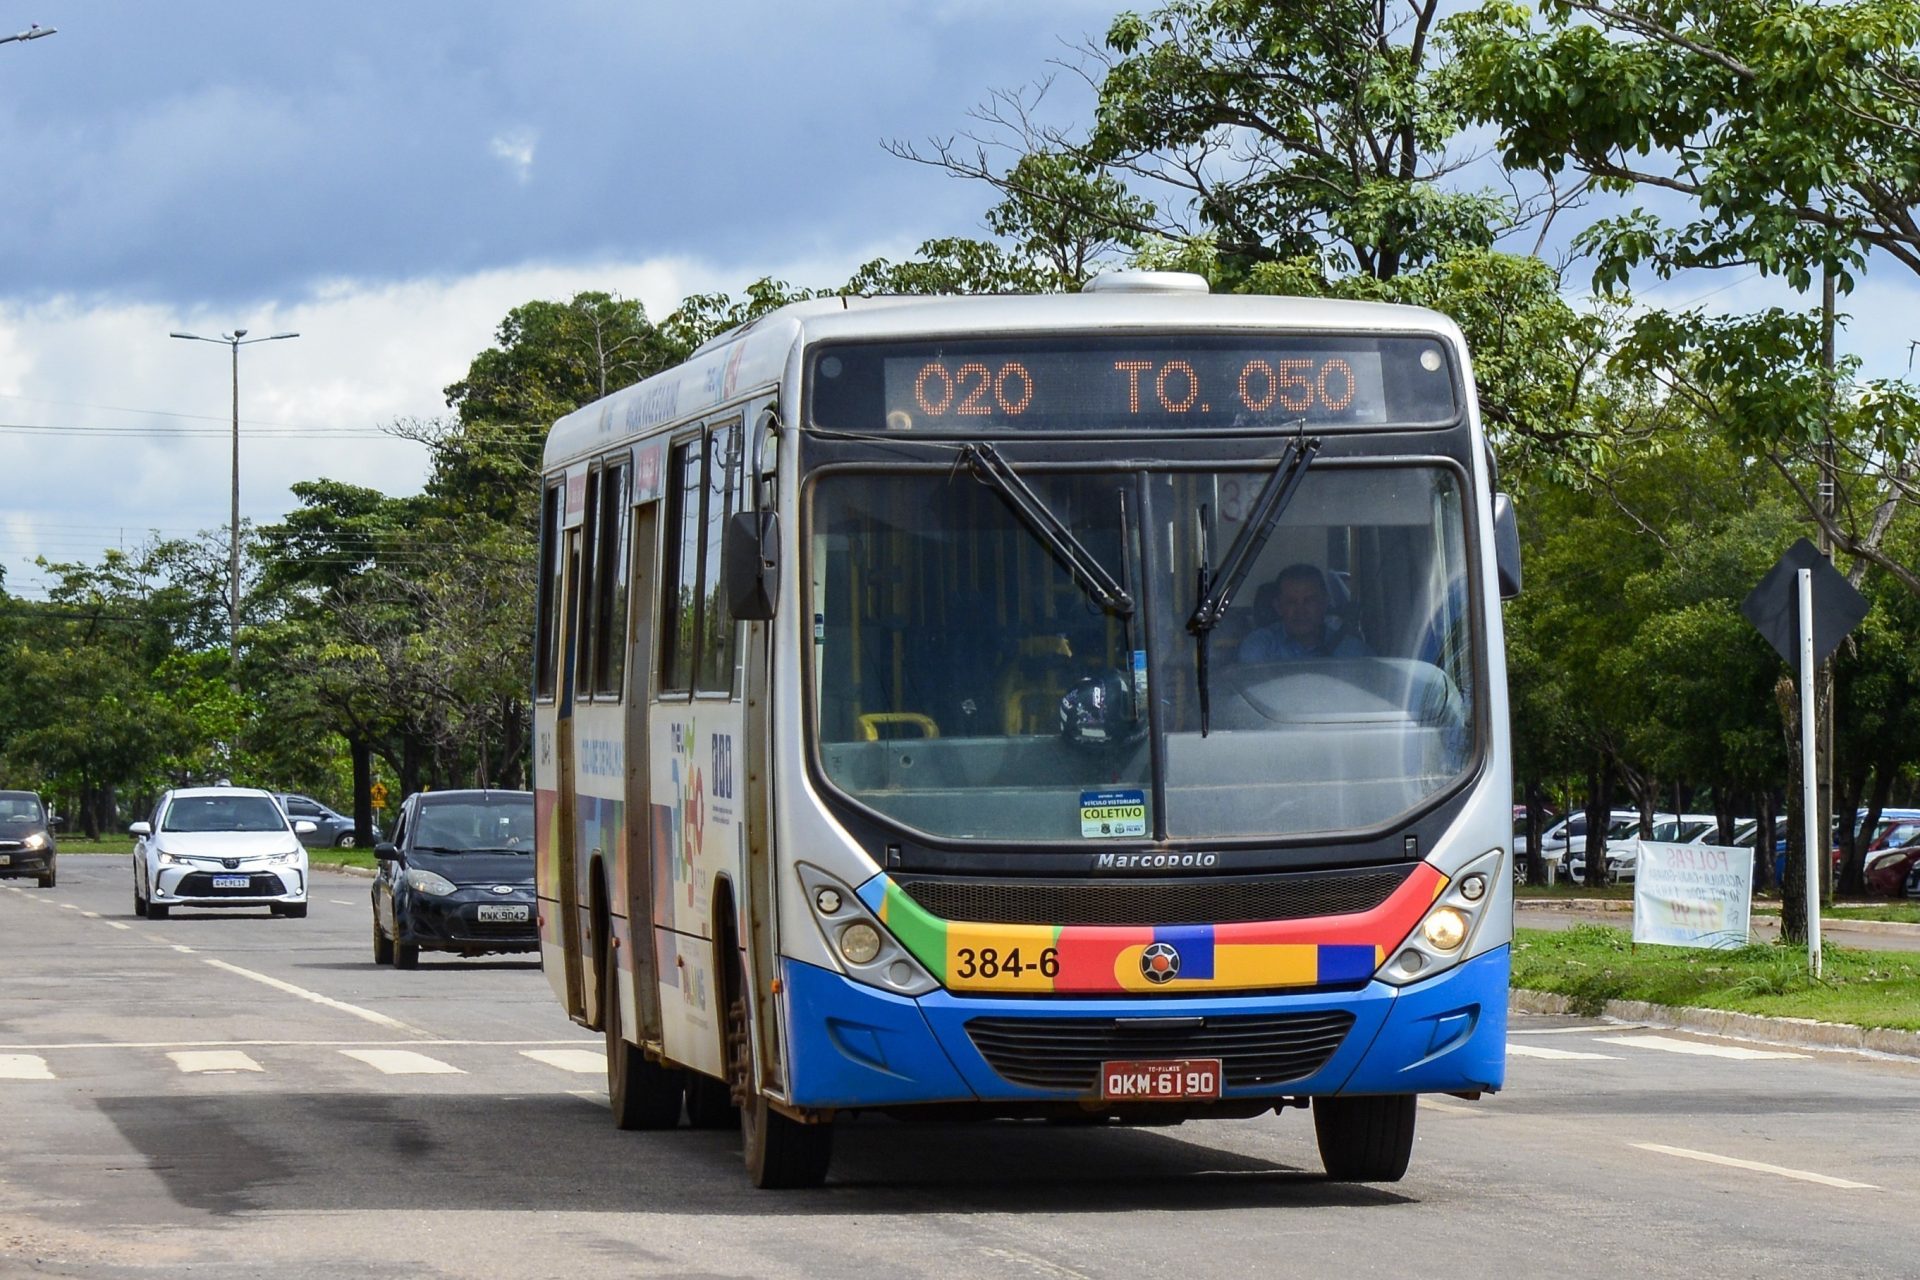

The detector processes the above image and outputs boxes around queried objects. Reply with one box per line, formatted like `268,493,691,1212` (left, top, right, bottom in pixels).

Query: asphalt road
6,855,1920,1279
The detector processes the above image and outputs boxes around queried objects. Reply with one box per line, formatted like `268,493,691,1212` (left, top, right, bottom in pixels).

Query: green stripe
881,879,949,984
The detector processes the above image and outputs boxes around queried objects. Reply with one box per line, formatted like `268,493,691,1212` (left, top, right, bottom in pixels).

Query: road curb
313,863,375,880
1510,987,1920,1059
1520,897,1920,937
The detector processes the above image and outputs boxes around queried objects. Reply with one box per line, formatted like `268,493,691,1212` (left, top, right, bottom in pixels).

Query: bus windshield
809,461,1477,845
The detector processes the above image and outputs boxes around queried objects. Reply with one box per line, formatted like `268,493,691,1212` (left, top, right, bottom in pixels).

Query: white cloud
489,128,539,184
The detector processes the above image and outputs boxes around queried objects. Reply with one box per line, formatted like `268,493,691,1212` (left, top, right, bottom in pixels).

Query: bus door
554,464,589,1021
621,448,666,1045
739,404,784,1095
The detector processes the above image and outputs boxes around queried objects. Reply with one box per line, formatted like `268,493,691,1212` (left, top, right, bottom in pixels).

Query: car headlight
157,851,185,866
404,868,458,896
1377,847,1504,986
268,850,302,865
22,833,48,850
798,862,937,995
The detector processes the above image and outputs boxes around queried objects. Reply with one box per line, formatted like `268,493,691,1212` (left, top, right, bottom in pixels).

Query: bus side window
591,460,631,699
534,481,562,701
659,438,703,694
696,420,743,694
573,464,602,700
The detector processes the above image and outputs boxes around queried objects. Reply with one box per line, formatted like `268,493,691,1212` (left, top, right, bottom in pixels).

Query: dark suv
273,793,378,848
0,790,57,888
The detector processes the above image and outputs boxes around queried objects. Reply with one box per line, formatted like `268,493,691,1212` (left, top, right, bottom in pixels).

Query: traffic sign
1740,538,1867,665
369,781,389,810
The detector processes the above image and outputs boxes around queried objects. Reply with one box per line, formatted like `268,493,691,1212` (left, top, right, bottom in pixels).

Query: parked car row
1514,810,1770,886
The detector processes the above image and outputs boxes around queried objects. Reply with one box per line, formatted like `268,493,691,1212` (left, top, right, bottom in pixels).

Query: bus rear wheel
1313,1094,1416,1182
604,948,683,1130
725,950,831,1188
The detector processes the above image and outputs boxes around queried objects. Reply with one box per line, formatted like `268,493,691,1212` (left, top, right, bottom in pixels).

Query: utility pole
168,328,301,682
1817,247,1837,907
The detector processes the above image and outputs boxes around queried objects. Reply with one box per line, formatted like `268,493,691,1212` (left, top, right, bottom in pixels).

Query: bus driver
1237,563,1371,662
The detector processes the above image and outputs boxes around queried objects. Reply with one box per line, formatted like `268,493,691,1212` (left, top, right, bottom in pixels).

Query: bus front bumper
780,944,1509,1110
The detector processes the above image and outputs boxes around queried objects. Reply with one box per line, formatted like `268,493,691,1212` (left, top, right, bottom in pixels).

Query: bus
533,271,1522,1188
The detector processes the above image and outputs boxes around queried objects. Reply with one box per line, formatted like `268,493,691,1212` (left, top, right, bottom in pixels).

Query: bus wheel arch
718,900,832,1188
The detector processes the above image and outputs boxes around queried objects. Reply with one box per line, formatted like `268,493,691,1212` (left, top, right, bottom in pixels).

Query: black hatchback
0,790,56,888
371,790,536,968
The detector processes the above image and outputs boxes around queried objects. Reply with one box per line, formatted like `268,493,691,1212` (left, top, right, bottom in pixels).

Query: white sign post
1798,568,1822,978
1632,842,1755,950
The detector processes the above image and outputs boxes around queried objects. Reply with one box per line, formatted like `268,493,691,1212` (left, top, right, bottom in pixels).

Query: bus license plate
477,904,529,923
212,875,249,889
1101,1058,1222,1101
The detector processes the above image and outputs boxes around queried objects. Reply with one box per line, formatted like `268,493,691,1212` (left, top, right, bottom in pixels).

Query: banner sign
1631,841,1753,949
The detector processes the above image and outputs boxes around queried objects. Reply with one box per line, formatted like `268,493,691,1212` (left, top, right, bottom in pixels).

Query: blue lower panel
781,945,1510,1109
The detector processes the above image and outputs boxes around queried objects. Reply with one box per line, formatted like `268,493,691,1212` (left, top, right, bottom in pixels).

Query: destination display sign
808,335,1457,433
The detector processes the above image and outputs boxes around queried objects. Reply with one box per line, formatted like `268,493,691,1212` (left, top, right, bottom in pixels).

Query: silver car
130,787,313,919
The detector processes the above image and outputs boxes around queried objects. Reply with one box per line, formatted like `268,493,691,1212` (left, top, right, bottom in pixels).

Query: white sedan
130,787,314,919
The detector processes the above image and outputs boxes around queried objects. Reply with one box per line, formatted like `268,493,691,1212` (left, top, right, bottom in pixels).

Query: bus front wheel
725,952,831,1188
1313,1094,1416,1182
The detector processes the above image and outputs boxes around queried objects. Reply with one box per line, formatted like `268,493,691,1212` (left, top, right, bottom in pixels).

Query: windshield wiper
412,844,469,855
957,443,1133,619
1185,434,1323,736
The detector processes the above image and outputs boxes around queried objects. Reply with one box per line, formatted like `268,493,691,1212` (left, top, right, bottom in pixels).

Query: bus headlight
1378,847,1504,986
797,862,938,996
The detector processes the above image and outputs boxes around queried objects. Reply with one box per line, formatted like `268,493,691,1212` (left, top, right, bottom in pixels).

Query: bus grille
965,1011,1356,1091
897,865,1413,926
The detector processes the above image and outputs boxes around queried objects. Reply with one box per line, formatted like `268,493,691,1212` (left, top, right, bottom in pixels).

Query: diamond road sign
1739,538,1868,666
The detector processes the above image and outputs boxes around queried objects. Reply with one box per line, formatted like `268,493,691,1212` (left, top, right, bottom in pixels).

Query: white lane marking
170,945,195,954
1418,1098,1481,1116
1599,1034,1807,1061
1509,1043,1619,1061
0,1054,54,1080
199,957,430,1036
60,903,79,911
169,1050,263,1074
80,911,100,919
330,900,353,906
522,1048,606,1074
104,921,131,931
1632,1143,1878,1190
0,1038,592,1051
340,1049,463,1075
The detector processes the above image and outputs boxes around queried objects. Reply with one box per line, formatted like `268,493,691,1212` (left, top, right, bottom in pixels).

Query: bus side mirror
1493,494,1523,599
724,510,779,621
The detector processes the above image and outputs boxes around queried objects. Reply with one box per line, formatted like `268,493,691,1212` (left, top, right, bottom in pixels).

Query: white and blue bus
533,271,1522,1188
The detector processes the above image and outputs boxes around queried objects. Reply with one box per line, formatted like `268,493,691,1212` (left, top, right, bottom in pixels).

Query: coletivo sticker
1080,789,1147,838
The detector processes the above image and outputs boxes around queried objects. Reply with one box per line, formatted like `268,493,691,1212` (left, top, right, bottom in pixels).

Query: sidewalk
1510,987,1920,1060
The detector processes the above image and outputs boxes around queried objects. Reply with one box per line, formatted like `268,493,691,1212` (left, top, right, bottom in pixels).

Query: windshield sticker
1081,790,1147,839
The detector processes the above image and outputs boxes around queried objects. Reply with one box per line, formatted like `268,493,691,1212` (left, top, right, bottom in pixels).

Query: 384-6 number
955,945,1060,980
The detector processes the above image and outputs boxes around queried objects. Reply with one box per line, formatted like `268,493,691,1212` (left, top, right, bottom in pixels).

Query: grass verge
1513,925,1920,1031
50,839,375,871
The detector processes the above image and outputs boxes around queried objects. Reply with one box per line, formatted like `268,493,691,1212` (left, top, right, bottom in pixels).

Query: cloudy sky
0,0,1115,597
2,1,1916,600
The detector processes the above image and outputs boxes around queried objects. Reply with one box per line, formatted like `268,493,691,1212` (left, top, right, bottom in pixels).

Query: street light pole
0,24,57,45
168,328,300,679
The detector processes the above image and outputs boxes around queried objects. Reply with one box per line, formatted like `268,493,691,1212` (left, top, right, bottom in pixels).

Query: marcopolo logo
1141,942,1181,984
1095,852,1220,870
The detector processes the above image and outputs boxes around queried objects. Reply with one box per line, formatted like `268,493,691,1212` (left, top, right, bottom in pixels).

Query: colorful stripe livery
860,863,1447,995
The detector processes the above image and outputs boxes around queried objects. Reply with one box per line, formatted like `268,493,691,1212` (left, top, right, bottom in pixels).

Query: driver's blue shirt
1238,624,1371,663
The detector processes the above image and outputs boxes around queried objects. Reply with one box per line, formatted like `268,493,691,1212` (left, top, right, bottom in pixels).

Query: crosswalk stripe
1598,1034,1806,1061
1509,1043,1618,1061
0,1053,54,1080
521,1048,606,1074
339,1048,464,1075
169,1050,264,1074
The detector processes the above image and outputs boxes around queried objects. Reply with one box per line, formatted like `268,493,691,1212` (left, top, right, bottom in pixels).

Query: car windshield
412,800,535,852
0,793,44,825
162,795,289,833
809,463,1477,843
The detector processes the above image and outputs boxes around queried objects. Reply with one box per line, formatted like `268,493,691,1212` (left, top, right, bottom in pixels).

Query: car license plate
477,904,529,923
1101,1058,1222,1101
212,875,249,889
0,855,10,866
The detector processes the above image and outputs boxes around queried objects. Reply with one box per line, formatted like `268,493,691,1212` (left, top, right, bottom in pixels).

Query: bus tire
725,948,831,1188
1313,1094,1416,1182
685,1071,738,1129
604,947,683,1131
